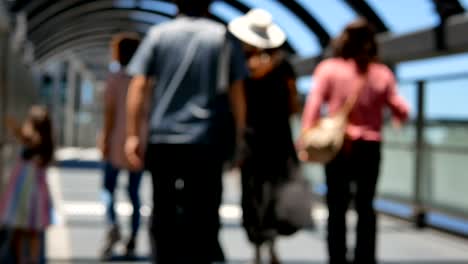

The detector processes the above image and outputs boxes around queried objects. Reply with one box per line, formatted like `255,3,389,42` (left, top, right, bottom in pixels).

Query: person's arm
228,79,246,139
278,59,301,116
5,116,24,142
386,73,410,127
125,28,158,170
301,61,331,132
287,77,301,115
226,32,249,165
125,75,151,170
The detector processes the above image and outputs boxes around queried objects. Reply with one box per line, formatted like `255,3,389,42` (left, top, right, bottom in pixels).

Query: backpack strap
150,34,202,125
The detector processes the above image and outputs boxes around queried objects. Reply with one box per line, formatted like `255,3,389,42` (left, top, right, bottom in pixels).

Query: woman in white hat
229,9,301,264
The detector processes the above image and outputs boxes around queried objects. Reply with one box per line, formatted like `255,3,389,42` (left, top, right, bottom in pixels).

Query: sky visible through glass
292,1,467,120
366,0,439,34
295,0,357,36
210,0,467,119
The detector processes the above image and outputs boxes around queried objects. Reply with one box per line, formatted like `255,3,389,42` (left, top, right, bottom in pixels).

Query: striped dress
0,157,52,232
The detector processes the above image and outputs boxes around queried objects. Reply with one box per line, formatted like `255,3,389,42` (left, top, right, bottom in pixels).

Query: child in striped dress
0,106,54,263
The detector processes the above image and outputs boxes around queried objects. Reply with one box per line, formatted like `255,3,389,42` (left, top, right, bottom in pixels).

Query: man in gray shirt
125,0,248,263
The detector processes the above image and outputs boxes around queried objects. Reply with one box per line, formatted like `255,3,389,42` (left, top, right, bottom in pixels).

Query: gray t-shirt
128,16,248,145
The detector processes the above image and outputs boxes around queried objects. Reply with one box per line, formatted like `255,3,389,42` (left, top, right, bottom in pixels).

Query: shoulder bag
299,76,366,164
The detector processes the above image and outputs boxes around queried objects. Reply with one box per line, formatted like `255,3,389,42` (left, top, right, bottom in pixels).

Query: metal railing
299,71,468,234
378,72,468,230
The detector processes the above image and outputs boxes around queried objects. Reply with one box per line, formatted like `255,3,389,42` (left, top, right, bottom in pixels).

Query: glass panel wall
423,77,468,214
378,82,417,201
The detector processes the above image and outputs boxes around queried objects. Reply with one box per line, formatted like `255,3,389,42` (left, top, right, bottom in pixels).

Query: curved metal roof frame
35,24,151,56
29,2,310,65
432,0,465,20
25,0,327,49
27,0,173,32
29,6,169,41
25,0,297,53
12,0,391,48
343,0,388,32
18,0,468,69
34,17,153,48
277,0,330,47
37,35,114,62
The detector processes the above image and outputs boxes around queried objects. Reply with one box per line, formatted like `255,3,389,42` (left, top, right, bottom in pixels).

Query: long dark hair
333,18,378,73
174,0,213,16
27,105,54,166
111,33,141,67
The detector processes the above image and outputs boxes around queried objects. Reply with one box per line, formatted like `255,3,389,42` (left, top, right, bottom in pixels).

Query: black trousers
325,140,381,264
146,144,224,264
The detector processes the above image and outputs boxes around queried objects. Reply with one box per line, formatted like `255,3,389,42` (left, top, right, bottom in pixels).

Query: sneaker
124,237,136,258
100,225,121,260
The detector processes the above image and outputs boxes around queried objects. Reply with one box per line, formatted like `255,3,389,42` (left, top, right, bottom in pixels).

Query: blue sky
211,0,468,120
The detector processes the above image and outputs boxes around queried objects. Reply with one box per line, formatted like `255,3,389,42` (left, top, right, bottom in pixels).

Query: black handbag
275,159,315,235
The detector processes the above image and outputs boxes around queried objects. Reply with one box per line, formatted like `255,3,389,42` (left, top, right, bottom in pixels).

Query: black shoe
125,237,136,257
100,225,121,260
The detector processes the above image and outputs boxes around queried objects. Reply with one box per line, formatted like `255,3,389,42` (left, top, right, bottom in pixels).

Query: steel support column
414,80,427,228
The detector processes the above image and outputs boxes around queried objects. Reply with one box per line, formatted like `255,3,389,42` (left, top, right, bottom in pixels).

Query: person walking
301,19,410,264
228,9,301,264
125,0,248,263
98,33,144,259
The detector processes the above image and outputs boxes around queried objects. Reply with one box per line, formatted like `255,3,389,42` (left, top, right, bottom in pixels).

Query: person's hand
296,133,312,162
392,117,403,130
298,150,310,162
4,116,18,130
125,135,143,170
97,134,109,160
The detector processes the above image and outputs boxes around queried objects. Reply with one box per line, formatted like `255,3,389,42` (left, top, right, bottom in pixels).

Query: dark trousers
146,144,224,264
103,162,143,237
325,140,381,264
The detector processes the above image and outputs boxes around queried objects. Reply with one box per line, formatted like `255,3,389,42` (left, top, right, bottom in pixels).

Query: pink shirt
302,58,409,142
105,70,148,169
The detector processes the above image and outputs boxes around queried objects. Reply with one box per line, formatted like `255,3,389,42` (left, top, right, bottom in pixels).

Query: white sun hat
228,8,286,49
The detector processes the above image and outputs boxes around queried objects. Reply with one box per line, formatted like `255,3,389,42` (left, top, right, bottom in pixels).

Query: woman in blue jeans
98,33,146,259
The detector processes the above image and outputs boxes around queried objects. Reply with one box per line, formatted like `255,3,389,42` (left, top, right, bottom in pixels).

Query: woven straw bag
300,76,366,164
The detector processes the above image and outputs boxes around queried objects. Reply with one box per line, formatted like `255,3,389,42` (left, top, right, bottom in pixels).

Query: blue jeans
103,162,143,237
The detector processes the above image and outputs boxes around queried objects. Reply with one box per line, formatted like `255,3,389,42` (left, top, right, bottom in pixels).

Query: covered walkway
44,150,468,264
2,0,468,263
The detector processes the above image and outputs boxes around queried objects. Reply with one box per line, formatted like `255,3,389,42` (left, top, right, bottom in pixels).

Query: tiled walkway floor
47,167,468,264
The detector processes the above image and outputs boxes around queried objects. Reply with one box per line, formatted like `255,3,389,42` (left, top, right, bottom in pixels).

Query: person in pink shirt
98,33,145,259
301,19,409,264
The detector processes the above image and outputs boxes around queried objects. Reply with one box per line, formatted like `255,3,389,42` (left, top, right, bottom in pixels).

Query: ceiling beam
36,35,113,62
221,0,250,13
432,0,464,20
34,19,151,52
29,9,169,42
342,0,388,33
35,26,148,57
277,0,330,48
14,0,298,54
292,13,468,76
27,0,172,32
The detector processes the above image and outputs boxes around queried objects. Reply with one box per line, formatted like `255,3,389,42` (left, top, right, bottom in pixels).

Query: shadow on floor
48,258,468,264
49,256,150,263
229,261,468,264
